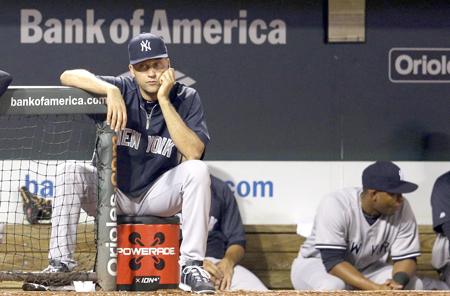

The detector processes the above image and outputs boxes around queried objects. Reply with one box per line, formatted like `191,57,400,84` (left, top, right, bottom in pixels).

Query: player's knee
315,277,346,290
184,160,210,181
407,276,424,290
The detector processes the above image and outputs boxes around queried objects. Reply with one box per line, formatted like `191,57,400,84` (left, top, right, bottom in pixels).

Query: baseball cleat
22,282,49,291
43,259,72,272
179,260,216,294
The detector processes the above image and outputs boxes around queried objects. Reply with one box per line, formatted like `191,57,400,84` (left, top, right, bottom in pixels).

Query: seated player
20,32,215,294
430,170,450,284
21,172,268,291
202,175,268,291
291,161,448,290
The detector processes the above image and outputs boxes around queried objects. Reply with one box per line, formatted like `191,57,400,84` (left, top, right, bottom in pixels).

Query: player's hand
379,279,403,290
386,278,404,290
106,87,127,132
157,68,175,103
202,260,223,289
216,258,234,290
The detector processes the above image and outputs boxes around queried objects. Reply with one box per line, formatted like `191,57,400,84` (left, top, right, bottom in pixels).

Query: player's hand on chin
157,68,175,103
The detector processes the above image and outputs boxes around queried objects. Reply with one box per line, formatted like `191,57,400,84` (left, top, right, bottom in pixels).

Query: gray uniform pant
290,255,425,290
49,160,211,269
205,257,268,291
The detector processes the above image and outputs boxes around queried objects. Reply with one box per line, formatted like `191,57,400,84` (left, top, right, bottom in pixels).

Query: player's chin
142,86,159,96
145,85,159,92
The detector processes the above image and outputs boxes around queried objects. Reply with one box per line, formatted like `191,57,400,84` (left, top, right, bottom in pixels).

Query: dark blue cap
362,161,418,194
128,33,168,65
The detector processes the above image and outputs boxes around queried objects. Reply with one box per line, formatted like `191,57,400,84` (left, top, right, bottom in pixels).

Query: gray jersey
300,187,420,271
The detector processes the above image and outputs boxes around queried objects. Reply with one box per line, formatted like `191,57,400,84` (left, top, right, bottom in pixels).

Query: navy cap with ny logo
362,161,418,194
128,33,168,65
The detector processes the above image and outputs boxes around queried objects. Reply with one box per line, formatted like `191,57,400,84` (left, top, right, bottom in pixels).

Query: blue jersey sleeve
173,84,210,147
219,179,246,250
206,175,246,259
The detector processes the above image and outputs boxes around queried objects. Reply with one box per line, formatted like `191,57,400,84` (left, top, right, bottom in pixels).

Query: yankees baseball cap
128,33,168,65
362,161,418,194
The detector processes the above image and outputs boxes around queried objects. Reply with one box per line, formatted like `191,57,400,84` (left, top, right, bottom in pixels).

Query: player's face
374,191,404,216
129,58,170,101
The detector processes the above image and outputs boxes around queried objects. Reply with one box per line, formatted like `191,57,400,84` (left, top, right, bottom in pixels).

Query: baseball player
0,70,12,97
43,33,215,294
25,173,268,291
202,175,268,291
291,161,436,290
430,170,450,284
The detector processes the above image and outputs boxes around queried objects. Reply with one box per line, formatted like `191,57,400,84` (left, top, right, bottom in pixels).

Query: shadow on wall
390,127,450,161
422,132,450,161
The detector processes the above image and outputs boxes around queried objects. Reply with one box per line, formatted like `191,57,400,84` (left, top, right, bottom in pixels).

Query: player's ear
167,58,171,68
129,64,135,77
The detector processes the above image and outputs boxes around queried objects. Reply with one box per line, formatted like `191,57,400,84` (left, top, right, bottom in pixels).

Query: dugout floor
0,284,449,296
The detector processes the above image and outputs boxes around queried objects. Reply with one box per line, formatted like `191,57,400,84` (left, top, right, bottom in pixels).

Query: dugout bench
0,224,441,290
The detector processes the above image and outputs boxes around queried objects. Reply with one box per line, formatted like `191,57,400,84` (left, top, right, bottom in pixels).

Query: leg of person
432,233,450,285
46,162,97,272
361,261,424,290
116,160,214,293
229,265,268,291
441,264,450,287
290,256,346,290
418,275,450,290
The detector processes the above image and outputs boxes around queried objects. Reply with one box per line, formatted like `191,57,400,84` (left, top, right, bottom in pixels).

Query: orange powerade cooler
117,215,180,291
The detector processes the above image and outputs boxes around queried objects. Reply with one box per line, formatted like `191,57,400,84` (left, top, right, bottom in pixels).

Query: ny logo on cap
399,170,404,181
140,40,152,52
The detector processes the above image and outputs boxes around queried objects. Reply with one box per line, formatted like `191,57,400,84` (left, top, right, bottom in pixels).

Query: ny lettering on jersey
116,128,175,158
146,135,175,157
349,240,390,257
371,241,390,256
350,242,362,254
117,128,141,149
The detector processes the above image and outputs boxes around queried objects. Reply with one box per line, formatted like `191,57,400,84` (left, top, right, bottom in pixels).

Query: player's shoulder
97,75,137,91
172,82,199,100
317,188,361,214
210,175,226,188
210,175,232,200
434,171,450,187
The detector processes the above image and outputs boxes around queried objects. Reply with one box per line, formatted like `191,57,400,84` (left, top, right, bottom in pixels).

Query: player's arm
389,200,420,289
215,176,247,289
321,249,398,290
216,244,245,290
329,261,395,290
60,69,127,132
391,258,416,289
203,244,245,290
157,68,205,160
